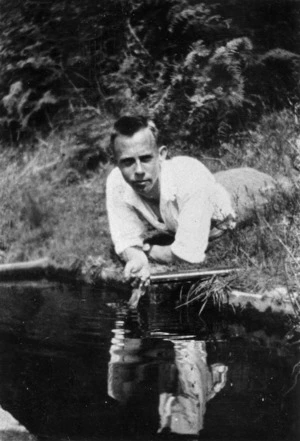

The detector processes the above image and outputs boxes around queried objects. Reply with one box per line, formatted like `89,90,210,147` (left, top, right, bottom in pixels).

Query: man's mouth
133,180,150,185
132,180,151,190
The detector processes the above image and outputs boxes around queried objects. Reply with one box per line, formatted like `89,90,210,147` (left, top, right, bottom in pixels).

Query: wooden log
0,259,297,317
225,288,298,316
0,257,122,284
0,257,51,280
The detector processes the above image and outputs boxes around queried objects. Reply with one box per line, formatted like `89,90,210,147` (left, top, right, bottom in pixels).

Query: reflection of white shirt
158,340,228,435
158,340,210,435
106,156,235,263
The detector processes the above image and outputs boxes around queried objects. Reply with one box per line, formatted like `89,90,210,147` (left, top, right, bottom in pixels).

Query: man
106,115,236,286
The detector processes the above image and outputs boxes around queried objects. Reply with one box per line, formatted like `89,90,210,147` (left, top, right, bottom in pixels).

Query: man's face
114,128,167,199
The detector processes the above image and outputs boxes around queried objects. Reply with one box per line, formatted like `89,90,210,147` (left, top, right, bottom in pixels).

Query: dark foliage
0,0,129,140
0,0,299,146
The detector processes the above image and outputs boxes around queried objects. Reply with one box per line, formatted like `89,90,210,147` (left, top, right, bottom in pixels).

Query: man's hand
122,247,151,287
124,257,150,286
121,247,151,308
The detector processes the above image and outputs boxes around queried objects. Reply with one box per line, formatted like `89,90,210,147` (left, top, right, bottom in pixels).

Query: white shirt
106,156,235,263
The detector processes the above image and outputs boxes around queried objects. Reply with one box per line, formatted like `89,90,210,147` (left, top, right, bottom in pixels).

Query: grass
205,193,300,288
0,132,114,269
0,108,300,309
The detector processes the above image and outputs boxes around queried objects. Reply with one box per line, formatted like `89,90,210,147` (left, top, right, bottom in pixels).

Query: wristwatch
142,243,152,255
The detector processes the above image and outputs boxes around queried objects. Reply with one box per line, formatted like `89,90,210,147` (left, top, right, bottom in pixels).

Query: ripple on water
0,282,298,441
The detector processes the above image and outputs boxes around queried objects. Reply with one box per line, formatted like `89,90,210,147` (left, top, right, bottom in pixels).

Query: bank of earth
1,109,300,300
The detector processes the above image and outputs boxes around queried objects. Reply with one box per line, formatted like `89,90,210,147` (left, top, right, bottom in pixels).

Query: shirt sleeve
170,184,214,263
169,158,218,264
106,171,146,255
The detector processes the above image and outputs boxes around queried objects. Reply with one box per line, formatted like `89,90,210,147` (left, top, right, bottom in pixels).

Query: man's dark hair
114,115,148,137
110,115,158,154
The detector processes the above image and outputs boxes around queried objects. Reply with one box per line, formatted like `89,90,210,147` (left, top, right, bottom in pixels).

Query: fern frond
184,40,210,68
168,2,212,33
217,120,232,139
211,38,253,67
226,37,253,56
259,48,300,63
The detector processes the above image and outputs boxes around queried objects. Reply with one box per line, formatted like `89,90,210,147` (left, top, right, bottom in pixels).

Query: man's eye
121,159,134,167
141,155,152,163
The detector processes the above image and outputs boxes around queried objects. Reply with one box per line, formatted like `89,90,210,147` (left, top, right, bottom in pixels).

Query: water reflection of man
107,327,174,405
158,339,227,435
106,115,236,288
107,329,227,435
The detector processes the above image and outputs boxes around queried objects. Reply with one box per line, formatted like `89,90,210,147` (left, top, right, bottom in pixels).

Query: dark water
0,281,299,441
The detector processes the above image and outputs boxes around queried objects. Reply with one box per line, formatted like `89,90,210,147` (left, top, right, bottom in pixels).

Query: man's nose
135,160,144,175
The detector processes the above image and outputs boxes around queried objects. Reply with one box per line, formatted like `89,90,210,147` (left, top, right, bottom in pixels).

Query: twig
284,362,300,396
96,78,108,102
284,261,300,316
151,86,171,114
64,74,101,116
263,218,298,264
127,19,151,58
240,248,260,269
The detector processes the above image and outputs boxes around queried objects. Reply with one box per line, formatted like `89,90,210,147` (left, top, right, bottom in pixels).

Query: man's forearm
148,245,176,264
121,244,177,265
121,246,147,262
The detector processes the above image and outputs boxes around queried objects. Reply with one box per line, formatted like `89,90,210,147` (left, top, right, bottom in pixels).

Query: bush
0,0,128,140
102,0,300,147
0,0,299,145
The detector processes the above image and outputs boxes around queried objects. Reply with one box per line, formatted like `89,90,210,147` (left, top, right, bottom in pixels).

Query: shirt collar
123,159,176,208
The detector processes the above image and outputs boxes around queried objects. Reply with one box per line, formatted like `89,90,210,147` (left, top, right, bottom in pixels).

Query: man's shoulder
106,166,124,186
163,156,215,195
168,155,211,175
106,167,128,199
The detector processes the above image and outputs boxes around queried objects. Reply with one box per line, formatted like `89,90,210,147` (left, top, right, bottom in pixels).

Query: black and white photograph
0,1,299,440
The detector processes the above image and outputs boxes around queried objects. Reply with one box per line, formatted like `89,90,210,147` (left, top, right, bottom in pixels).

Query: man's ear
158,145,168,160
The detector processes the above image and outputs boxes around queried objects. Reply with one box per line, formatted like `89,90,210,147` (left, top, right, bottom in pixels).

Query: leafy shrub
0,0,299,145
103,0,300,148
0,0,128,140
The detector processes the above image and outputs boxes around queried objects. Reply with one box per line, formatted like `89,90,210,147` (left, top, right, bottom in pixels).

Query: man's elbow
170,249,206,265
149,245,186,264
